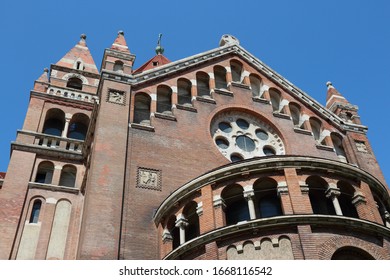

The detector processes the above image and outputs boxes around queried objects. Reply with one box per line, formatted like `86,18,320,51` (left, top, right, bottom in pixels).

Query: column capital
277,181,289,196
243,190,255,200
299,181,309,194
213,195,226,209
325,186,340,198
175,215,188,229
162,228,173,242
351,192,367,206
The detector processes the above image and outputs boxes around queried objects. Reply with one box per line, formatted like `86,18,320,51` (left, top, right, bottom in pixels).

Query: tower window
66,77,83,90
29,200,42,224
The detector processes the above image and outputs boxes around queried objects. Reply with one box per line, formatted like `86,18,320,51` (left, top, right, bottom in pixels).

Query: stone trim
196,96,217,104
293,127,313,136
252,97,270,104
316,144,335,152
213,88,234,97
175,104,197,113
154,112,177,121
273,112,292,120
130,123,155,132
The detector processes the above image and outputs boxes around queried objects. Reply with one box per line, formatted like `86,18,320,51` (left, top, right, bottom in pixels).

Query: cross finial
155,34,164,55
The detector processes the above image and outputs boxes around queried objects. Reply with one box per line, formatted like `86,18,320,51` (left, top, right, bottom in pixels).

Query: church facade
0,32,389,260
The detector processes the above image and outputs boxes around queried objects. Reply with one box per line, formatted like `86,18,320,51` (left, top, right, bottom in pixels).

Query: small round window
218,122,232,133
256,129,269,140
236,118,249,130
216,138,229,149
230,154,244,162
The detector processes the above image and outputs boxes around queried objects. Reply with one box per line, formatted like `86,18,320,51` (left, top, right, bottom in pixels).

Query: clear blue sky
1,1,389,185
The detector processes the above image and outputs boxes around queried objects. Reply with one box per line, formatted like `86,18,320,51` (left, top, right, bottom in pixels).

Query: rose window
211,111,285,162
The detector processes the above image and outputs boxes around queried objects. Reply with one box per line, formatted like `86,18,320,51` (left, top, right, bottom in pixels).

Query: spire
55,34,99,74
110,30,131,54
325,81,349,110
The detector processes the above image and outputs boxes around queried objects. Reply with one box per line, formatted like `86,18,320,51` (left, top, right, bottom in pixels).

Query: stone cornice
50,64,100,79
154,156,388,224
164,214,390,260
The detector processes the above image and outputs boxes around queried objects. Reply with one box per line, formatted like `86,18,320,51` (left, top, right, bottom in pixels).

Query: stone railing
13,130,84,159
46,86,98,103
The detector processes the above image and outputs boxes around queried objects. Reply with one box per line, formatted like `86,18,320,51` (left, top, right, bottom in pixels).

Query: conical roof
55,34,99,74
110,31,131,54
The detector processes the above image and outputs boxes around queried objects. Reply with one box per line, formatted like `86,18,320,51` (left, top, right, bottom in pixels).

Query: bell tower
0,34,99,259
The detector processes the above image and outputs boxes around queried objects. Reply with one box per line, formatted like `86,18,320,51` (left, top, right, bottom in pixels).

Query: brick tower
0,33,389,260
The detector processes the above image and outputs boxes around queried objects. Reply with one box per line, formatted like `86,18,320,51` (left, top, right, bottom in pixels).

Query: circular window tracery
211,111,285,161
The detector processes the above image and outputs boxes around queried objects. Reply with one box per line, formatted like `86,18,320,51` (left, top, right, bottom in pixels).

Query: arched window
289,103,301,127
253,178,282,218
221,184,249,225
74,60,84,70
59,165,77,188
177,78,192,106
196,72,210,97
182,201,200,242
331,133,347,162
66,77,83,90
214,66,228,89
133,93,151,125
67,113,89,140
167,215,180,250
35,161,54,184
269,88,282,113
42,108,65,136
337,181,359,218
29,200,42,223
157,85,172,114
230,60,243,83
113,60,124,72
307,176,335,215
331,247,375,260
249,74,262,98
309,117,322,142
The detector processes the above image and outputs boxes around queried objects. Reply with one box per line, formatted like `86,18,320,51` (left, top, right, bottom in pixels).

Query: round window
230,154,243,162
211,111,285,162
256,129,269,140
236,118,249,130
215,138,229,149
236,135,256,152
263,146,276,156
218,122,232,133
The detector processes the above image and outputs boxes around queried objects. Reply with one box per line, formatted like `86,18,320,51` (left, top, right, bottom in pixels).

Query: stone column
243,190,256,220
175,214,188,245
326,185,342,216
61,114,72,138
